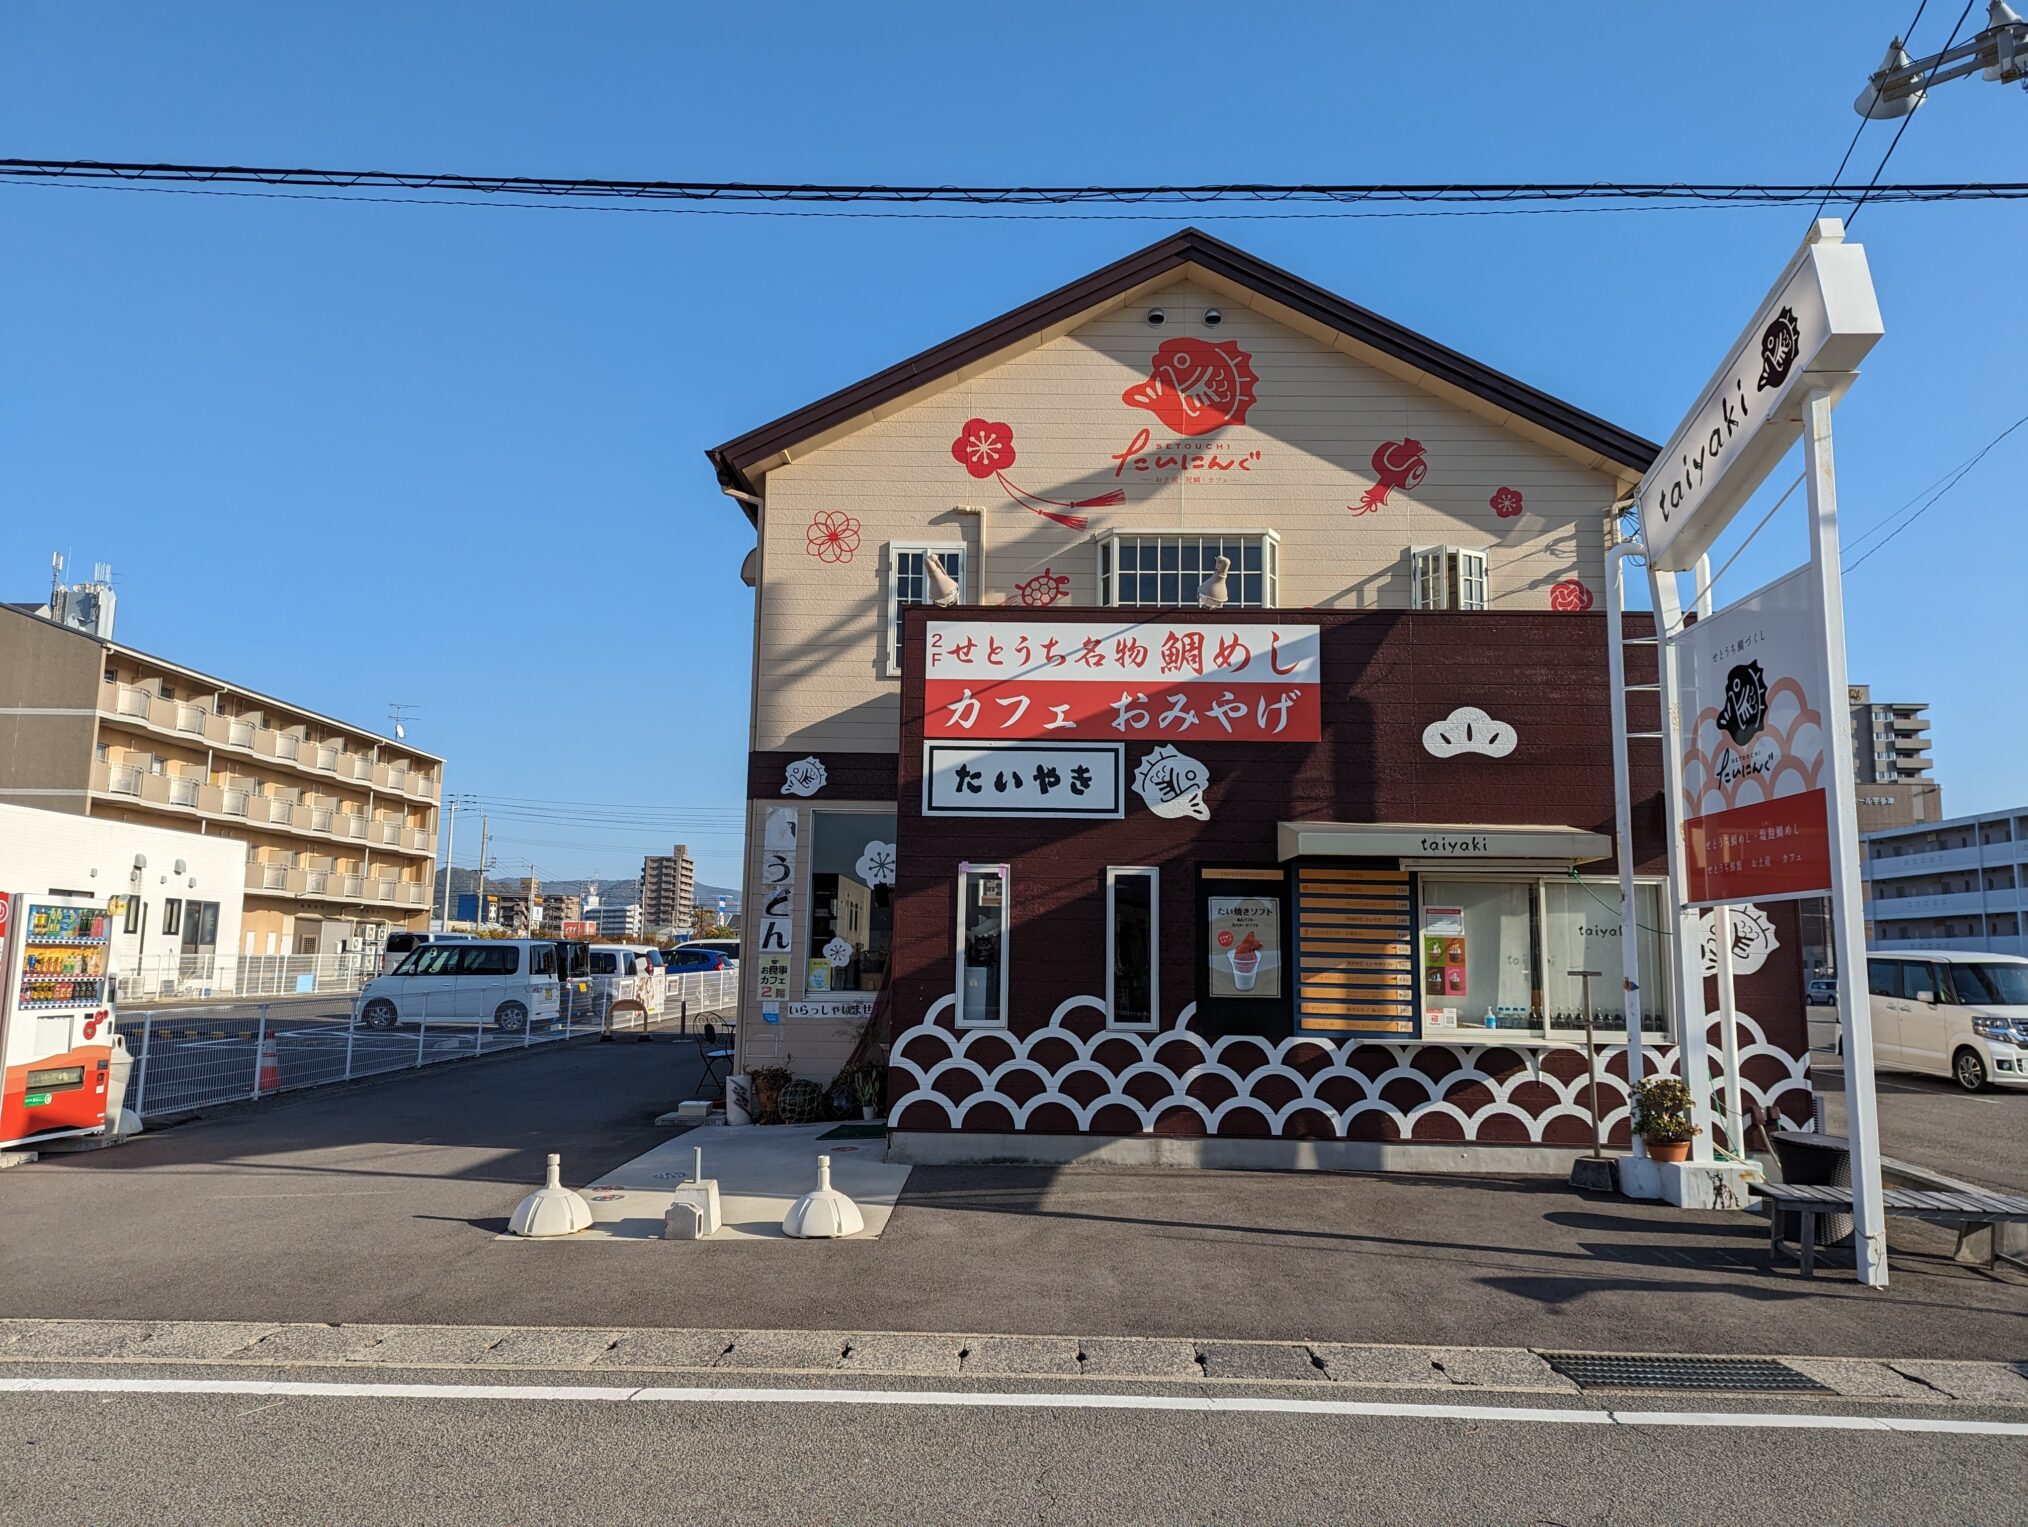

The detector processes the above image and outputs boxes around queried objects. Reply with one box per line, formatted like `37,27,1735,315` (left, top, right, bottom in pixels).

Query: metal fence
115,969,740,1119
114,952,371,1003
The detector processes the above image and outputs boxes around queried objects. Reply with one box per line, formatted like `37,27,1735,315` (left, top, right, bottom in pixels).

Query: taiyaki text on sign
924,619,1320,743
1640,221,1882,572
922,741,1124,819
1676,566,1833,904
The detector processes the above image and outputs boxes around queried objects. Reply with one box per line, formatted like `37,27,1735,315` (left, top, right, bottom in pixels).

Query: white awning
1278,821,1612,867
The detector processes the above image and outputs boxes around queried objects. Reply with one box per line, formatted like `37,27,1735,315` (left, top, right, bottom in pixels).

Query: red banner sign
1683,788,1831,904
924,619,1321,742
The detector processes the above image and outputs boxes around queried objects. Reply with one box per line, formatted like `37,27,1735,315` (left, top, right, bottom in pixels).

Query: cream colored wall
753,277,1624,754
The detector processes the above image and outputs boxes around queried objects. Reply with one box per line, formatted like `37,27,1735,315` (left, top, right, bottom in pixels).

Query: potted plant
850,1063,885,1122
1631,1075,1699,1162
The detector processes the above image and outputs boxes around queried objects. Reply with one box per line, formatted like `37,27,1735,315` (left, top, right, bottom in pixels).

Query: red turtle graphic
1012,567,1071,608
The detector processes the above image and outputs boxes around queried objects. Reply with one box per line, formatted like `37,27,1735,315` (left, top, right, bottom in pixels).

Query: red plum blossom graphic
1013,567,1071,607
1121,338,1259,437
1490,486,1525,519
1549,579,1595,612
1351,437,1428,515
949,417,1123,531
806,510,863,564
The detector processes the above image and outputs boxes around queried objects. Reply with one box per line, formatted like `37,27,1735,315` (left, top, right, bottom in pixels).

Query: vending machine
0,891,119,1150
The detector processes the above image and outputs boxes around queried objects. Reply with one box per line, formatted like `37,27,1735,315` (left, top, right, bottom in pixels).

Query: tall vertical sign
1626,219,1890,1287
756,808,797,1001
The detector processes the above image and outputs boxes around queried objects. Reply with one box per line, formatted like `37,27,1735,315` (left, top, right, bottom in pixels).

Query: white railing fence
115,970,739,1120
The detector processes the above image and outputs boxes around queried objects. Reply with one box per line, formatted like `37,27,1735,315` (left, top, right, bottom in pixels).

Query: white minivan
355,938,561,1033
585,944,663,1028
1864,950,2028,1092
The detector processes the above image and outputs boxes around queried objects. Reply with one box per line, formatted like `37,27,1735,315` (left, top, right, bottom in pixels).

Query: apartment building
704,229,1812,1166
0,601,442,957
590,901,643,939
641,845,696,933
1863,807,2028,958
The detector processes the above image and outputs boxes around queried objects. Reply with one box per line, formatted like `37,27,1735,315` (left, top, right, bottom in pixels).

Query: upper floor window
886,543,966,678
1411,546,1489,611
1099,532,1276,608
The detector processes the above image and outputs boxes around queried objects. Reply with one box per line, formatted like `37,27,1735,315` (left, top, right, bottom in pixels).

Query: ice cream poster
1208,896,1281,999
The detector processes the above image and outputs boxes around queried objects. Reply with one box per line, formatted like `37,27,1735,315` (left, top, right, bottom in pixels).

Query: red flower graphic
947,418,1122,531
1121,338,1258,437
1490,486,1525,519
952,418,1015,480
1351,437,1428,515
1549,578,1595,612
806,510,862,565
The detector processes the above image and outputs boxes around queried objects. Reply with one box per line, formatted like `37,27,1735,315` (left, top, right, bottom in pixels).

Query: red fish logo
1121,338,1258,437
1351,438,1427,515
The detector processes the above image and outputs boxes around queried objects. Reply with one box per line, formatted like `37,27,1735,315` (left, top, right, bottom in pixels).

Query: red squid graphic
1352,437,1427,515
950,417,1122,531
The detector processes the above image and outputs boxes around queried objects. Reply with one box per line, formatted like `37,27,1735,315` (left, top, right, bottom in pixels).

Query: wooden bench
1754,1182,2028,1277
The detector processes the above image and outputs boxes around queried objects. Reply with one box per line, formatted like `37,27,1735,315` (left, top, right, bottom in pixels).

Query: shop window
1410,546,1489,610
807,811,896,994
886,544,966,677
1099,532,1276,608
1106,868,1159,1031
162,899,182,937
1418,878,1671,1041
956,863,1009,1028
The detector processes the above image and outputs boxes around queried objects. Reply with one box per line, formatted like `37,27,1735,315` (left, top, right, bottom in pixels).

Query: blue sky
6,3,2023,887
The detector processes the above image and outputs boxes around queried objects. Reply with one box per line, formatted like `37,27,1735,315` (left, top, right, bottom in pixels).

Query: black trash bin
1770,1132,1855,1248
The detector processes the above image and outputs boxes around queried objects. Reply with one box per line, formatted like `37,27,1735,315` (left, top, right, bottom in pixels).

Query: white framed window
955,862,1010,1028
1105,867,1159,1031
1411,546,1489,610
885,543,966,678
1098,531,1277,608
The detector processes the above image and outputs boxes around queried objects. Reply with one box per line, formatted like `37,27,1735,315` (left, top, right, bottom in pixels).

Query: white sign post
1617,219,1889,1285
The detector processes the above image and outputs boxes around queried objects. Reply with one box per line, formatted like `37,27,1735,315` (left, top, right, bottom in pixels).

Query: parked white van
1864,950,2028,1092
355,939,561,1032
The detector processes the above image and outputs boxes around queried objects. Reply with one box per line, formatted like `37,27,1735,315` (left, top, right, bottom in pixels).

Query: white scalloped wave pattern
891,996,1810,1141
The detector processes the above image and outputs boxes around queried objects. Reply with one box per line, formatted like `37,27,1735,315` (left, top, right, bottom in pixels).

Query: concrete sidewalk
3,1041,2023,1361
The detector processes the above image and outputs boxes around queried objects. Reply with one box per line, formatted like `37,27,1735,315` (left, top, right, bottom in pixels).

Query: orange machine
0,891,118,1150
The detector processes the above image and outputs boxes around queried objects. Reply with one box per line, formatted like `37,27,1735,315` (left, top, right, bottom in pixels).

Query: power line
1844,411,2028,572
2,159,2024,213
1812,0,1929,220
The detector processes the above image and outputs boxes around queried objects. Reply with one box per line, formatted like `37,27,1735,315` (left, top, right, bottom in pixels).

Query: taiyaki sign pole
1630,217,1888,1286
1638,219,1882,574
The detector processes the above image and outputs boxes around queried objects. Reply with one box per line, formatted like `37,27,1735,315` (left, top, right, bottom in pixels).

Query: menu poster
1208,896,1281,999
805,958,832,994
1421,906,1468,1009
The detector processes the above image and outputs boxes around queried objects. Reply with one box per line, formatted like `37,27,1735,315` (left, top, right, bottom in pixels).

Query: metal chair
696,1022,735,1095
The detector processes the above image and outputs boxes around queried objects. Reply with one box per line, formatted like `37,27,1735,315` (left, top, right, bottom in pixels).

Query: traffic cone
256,1037,281,1093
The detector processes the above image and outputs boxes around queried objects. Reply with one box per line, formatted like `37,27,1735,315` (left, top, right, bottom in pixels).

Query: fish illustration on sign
1120,338,1259,437
781,757,828,797
1757,307,1802,392
1132,745,1211,821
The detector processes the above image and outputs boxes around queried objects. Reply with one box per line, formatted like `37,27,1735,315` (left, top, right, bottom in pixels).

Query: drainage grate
1544,1354,1830,1393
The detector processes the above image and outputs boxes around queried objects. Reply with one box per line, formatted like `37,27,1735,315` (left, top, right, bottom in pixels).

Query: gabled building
707,230,1810,1169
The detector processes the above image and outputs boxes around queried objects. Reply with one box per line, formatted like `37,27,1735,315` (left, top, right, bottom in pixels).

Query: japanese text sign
1677,566,1833,904
922,742,1124,818
925,619,1320,743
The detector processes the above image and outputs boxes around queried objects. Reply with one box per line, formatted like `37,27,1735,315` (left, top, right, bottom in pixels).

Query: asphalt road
5,1044,2021,1357
1806,1005,2027,1195
2,1366,2020,1525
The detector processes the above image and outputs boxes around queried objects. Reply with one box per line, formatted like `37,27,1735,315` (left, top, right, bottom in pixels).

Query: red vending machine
0,891,118,1150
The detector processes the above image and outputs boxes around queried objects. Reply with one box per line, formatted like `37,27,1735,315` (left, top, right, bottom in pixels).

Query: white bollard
782,1154,864,1239
507,1153,592,1238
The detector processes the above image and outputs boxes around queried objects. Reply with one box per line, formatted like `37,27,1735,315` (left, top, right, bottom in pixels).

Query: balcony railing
221,788,249,818
304,870,329,894
175,703,208,735
342,815,368,839
248,863,291,892
315,745,339,772
105,764,142,796
114,687,151,719
273,733,301,761
168,777,199,807
228,719,254,748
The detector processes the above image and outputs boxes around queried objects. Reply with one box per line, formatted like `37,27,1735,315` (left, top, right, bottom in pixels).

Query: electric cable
1844,411,2028,571
1846,0,1981,227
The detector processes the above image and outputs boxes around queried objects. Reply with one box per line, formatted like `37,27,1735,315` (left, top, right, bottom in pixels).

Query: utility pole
439,795,458,928
475,814,489,928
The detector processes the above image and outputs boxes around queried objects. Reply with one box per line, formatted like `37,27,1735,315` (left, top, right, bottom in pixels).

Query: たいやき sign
924,619,1320,743
1676,565,1833,905
923,742,1124,819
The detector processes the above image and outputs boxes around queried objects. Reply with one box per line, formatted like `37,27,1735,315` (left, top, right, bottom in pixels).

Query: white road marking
0,1377,2022,1434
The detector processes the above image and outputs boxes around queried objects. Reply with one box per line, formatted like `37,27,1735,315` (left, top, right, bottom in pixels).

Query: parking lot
114,989,733,1121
